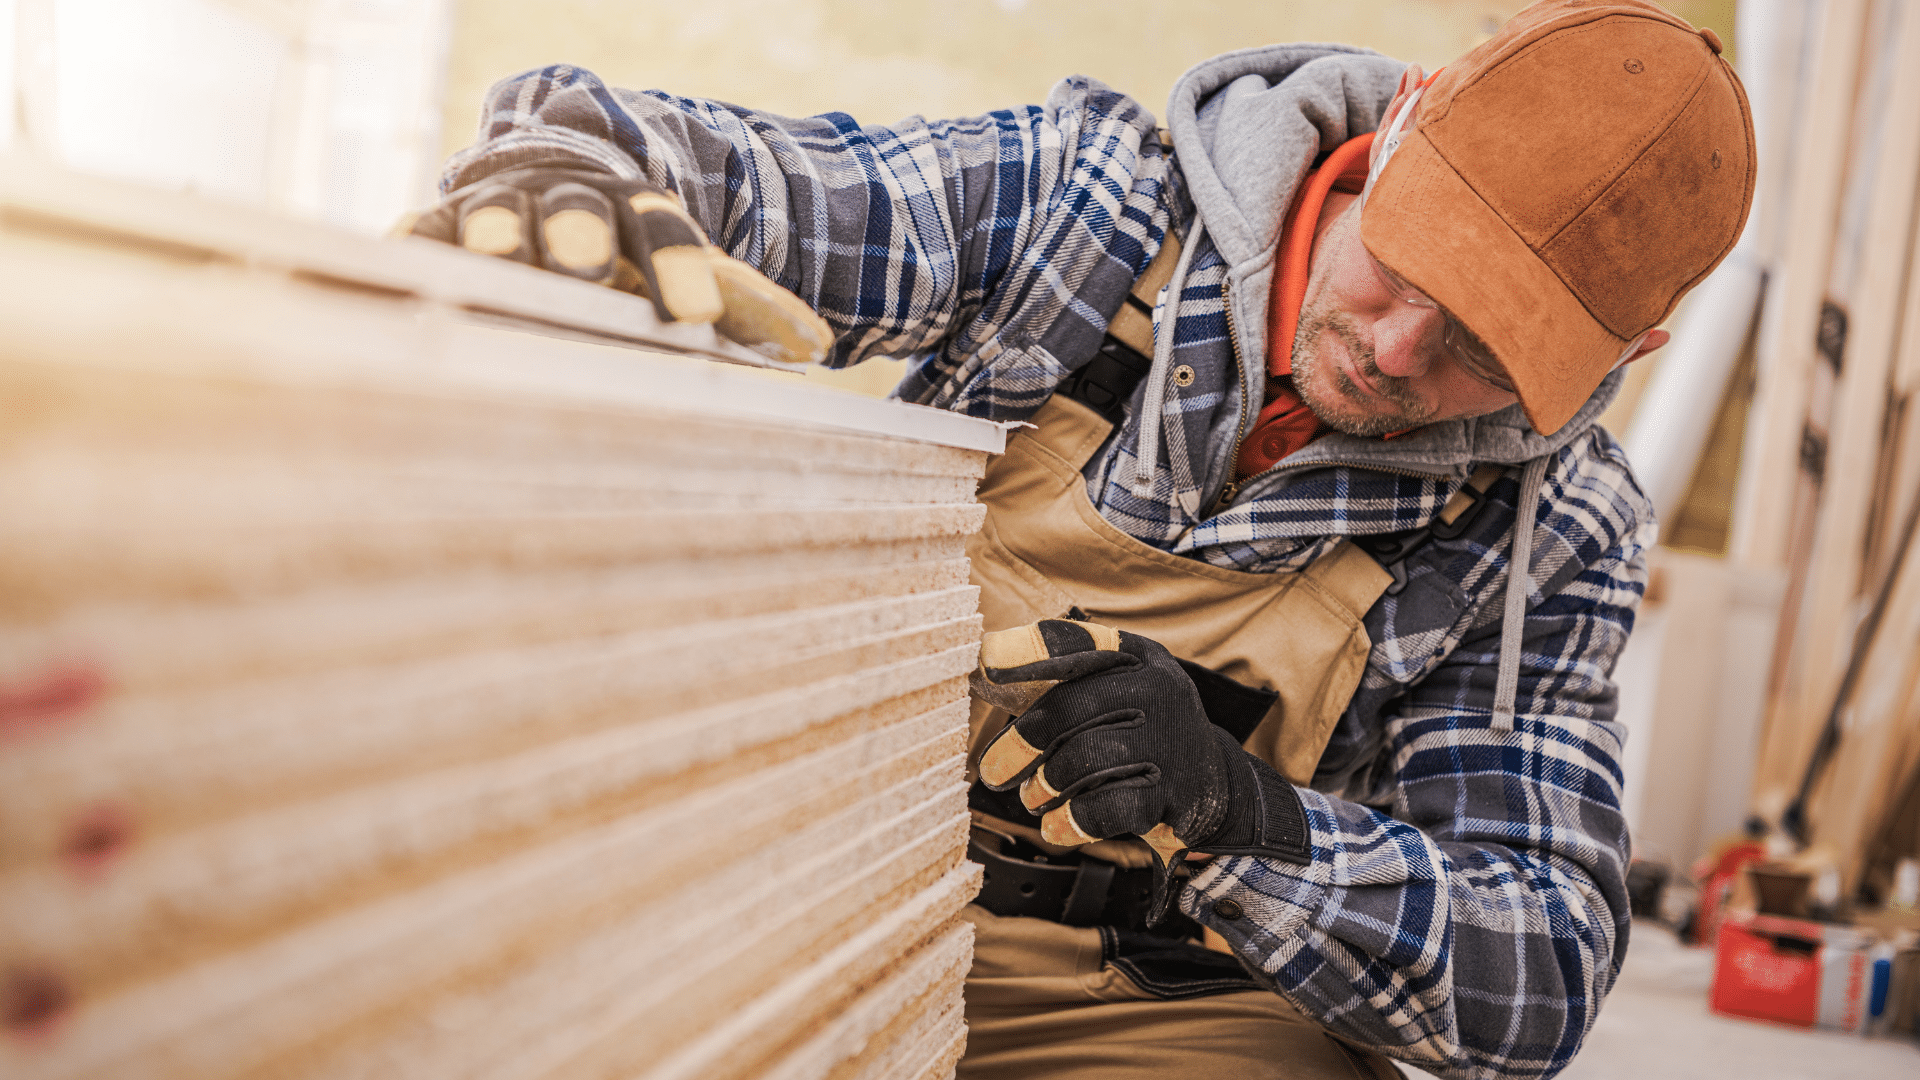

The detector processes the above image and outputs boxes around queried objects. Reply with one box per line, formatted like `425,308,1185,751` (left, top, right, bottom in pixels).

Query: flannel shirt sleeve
1180,441,1650,1080
438,65,1169,413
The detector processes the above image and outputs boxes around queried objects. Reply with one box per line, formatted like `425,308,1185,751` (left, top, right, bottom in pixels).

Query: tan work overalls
956,392,1405,1080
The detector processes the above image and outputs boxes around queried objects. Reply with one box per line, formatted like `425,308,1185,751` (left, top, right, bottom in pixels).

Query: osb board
0,170,991,1078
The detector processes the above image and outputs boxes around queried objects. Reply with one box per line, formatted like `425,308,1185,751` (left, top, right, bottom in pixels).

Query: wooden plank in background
1754,0,1920,813
1804,486,1920,894
1865,205,1920,589
1730,0,1870,570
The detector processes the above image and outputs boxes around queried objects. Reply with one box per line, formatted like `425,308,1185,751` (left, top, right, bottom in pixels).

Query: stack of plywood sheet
0,159,998,1078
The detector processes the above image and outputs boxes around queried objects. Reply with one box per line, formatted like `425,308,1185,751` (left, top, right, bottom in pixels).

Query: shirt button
1212,898,1244,920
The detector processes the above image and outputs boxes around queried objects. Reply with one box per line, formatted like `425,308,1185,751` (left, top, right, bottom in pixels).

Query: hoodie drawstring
1129,213,1205,498
1493,454,1548,732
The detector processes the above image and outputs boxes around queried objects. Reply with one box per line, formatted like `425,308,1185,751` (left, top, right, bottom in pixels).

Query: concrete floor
1404,924,1919,1080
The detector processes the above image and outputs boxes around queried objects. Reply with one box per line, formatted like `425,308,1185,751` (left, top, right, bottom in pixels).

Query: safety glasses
1359,76,1517,396
1361,251,1516,393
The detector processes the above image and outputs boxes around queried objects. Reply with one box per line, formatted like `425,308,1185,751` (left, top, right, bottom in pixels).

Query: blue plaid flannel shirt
445,63,1650,1080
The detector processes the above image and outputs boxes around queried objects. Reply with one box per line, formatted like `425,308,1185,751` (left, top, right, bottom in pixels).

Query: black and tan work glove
400,161,833,365
972,619,1311,924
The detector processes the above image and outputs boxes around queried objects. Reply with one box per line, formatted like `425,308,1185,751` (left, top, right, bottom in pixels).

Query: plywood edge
759,920,973,1080
637,861,982,1080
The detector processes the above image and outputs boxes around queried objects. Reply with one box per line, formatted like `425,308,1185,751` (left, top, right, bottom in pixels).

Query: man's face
1290,195,1520,437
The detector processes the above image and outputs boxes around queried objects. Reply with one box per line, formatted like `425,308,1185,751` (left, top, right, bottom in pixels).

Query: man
412,1,1753,1076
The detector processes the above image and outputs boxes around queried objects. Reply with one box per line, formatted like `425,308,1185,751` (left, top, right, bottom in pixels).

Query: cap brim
1359,131,1629,435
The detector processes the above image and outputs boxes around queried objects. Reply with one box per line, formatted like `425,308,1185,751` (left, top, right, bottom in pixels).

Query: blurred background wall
4,0,452,233
438,0,1739,160
4,0,1737,239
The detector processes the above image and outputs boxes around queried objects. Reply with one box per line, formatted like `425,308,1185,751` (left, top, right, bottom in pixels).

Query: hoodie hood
1162,44,1617,470
1168,44,1401,270
1161,46,1633,737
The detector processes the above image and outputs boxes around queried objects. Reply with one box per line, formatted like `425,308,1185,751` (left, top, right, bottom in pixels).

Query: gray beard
1290,304,1438,437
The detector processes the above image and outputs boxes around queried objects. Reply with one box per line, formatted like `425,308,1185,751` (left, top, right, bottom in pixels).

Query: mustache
1321,314,1428,415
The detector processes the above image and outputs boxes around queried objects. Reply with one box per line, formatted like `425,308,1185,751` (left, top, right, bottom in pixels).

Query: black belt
968,827,1200,937
964,655,1274,935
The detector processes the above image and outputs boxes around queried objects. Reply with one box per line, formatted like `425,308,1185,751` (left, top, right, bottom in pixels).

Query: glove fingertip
650,244,723,322
461,201,531,260
1018,765,1063,811
707,252,833,364
1040,803,1101,847
537,183,618,280
977,724,1043,789
979,624,1053,675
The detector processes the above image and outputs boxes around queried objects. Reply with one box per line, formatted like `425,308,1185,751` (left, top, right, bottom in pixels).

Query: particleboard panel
0,164,994,1079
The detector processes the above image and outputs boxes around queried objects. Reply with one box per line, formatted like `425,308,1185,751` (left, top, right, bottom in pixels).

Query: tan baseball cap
1360,0,1755,434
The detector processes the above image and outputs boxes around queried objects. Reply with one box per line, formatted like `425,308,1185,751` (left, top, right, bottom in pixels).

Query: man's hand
399,163,833,365
971,619,1310,921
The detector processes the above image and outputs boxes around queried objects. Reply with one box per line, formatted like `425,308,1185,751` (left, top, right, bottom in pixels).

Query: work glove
399,160,833,365
972,619,1311,925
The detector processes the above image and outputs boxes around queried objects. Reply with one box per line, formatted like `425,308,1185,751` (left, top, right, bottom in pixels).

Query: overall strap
1055,226,1183,422
1351,464,1506,594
